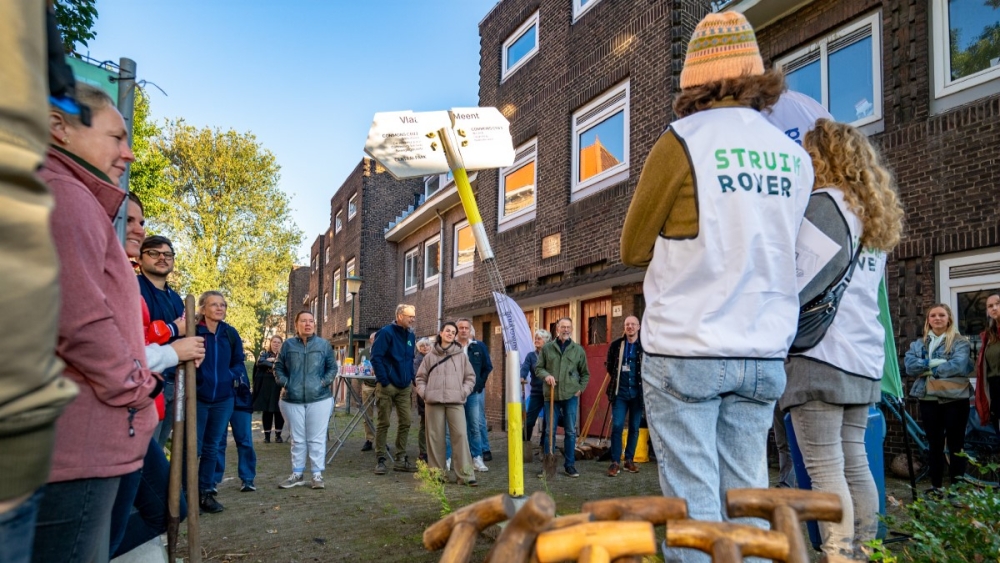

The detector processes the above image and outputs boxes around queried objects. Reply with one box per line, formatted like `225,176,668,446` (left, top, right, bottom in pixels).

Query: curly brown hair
672,69,786,118
804,119,904,252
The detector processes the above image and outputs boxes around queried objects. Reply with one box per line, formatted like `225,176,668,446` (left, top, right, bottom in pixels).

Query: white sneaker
445,458,451,472
473,456,489,472
278,473,306,489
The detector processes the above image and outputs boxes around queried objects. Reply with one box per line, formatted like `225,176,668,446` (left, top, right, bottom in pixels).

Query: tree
129,90,172,220
155,123,302,356
53,0,98,54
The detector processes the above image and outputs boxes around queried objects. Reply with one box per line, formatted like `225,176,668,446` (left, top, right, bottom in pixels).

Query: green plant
865,539,898,563
414,460,451,518
884,457,1000,562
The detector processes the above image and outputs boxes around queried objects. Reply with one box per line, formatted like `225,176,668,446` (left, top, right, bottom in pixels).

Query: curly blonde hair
804,119,904,252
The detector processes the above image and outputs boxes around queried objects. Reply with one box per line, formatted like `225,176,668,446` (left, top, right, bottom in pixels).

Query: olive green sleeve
620,130,698,268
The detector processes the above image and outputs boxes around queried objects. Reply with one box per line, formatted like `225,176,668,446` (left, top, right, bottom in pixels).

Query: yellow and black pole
438,126,524,498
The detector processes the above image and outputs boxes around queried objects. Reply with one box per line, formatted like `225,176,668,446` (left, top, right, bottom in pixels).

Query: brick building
728,0,1000,453
286,265,311,336
301,158,424,361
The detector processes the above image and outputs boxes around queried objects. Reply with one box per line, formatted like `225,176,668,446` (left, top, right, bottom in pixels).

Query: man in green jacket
535,317,590,477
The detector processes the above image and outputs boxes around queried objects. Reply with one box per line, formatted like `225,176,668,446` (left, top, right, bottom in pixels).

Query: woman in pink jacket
31,83,162,563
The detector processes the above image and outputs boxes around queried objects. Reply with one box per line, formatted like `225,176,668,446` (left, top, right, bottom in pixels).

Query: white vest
641,107,813,358
795,188,886,380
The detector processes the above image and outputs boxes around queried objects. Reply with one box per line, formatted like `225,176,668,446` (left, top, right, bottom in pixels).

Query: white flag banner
493,292,534,402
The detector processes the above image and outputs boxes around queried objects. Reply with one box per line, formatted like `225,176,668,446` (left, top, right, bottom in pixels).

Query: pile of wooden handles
423,488,845,563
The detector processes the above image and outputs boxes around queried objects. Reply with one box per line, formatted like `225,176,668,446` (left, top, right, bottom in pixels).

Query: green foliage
154,122,301,356
949,22,1000,81
414,460,451,518
53,0,98,53
129,91,172,221
883,459,1000,562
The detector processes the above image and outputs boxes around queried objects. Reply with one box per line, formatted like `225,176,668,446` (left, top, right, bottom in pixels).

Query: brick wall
286,266,310,335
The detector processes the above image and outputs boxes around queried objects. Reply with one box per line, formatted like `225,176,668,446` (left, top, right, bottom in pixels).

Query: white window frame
571,80,630,201
345,258,356,301
424,174,445,200
572,0,601,22
453,220,475,276
348,194,358,219
323,292,329,317
324,247,329,265
932,0,1000,99
335,210,344,233
424,235,441,286
501,11,539,82
332,269,341,308
404,247,420,293
938,249,1000,317
498,138,537,232
776,12,883,128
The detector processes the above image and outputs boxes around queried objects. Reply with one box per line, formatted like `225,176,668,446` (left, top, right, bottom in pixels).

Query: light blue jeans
464,392,485,458
642,355,784,563
789,401,877,559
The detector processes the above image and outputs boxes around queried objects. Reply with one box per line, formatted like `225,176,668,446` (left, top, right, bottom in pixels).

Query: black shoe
275,434,283,443
240,480,256,492
361,440,373,452
482,450,493,462
374,457,388,475
199,493,224,513
263,433,271,443
565,466,580,478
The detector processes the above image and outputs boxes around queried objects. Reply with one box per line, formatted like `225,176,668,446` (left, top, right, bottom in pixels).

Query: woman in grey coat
415,322,476,486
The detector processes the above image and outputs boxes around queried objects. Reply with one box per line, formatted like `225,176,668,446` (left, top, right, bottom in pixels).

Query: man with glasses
137,235,186,447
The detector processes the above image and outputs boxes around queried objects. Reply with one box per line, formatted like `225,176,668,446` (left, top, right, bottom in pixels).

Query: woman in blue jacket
193,290,247,514
275,311,337,490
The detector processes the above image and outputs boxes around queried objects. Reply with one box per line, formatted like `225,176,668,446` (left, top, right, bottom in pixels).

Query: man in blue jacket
370,304,418,475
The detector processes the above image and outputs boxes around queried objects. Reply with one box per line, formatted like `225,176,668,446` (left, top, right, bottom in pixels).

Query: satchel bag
925,376,971,401
790,243,864,354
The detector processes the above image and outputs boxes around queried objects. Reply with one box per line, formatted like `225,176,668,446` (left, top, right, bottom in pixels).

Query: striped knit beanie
680,11,764,89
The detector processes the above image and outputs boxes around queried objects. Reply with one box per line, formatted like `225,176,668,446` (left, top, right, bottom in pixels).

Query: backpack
790,243,863,354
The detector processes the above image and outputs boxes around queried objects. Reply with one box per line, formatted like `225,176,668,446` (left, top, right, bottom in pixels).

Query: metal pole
114,57,136,246
348,294,356,414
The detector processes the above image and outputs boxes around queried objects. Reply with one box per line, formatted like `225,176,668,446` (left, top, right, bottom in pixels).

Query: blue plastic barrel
784,405,886,550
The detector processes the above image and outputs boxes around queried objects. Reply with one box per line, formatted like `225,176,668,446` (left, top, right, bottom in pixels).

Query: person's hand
574,391,581,397
171,336,205,367
545,375,556,387
173,316,187,337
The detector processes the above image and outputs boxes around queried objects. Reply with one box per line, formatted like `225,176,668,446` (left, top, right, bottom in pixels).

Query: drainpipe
435,209,445,332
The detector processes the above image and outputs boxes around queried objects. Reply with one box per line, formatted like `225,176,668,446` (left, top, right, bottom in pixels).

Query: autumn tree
155,123,301,355
128,90,172,220
53,0,98,53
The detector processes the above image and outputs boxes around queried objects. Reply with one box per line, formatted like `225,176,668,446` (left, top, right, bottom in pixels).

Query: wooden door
580,297,612,439
543,304,569,336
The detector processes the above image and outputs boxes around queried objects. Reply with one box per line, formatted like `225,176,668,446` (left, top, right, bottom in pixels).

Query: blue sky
88,0,499,261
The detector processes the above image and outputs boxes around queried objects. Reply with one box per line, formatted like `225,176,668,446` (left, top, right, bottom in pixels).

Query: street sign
363,107,514,180
67,57,118,100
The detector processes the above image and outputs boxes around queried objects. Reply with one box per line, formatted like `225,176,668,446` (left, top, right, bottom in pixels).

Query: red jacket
974,329,997,425
39,148,159,482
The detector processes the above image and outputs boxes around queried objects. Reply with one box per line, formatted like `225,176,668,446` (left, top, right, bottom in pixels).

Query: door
579,297,612,439
543,304,569,336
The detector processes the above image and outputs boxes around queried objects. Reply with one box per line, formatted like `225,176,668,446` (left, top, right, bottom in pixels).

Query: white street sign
364,110,451,180
364,107,514,179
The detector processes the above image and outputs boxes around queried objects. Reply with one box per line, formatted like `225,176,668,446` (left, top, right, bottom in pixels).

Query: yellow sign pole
438,127,523,497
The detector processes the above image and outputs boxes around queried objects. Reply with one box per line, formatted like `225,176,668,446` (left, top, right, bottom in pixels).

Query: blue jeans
197,399,234,493
113,439,187,557
610,395,643,463
155,379,175,447
477,397,490,454
642,355,784,563
109,468,142,556
215,409,257,483
31,476,121,563
524,394,544,442
464,392,485,458
0,488,43,563
543,395,579,469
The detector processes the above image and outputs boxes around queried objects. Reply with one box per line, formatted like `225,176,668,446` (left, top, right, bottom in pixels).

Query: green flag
879,277,904,397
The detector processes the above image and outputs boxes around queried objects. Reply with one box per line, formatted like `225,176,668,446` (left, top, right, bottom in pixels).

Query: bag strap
425,353,456,379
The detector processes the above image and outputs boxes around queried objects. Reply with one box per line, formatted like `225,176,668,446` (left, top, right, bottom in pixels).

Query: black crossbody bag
790,243,864,354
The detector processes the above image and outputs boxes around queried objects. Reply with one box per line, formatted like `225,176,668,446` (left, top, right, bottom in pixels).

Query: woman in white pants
275,312,337,489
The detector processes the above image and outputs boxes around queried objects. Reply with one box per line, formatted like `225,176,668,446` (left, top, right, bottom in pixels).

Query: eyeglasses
142,250,175,260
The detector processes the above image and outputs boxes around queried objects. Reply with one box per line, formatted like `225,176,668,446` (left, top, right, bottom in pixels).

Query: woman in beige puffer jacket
415,322,477,486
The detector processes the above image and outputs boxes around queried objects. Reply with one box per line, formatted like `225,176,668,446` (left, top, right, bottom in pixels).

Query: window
404,248,420,293
345,258,356,301
312,255,317,272
498,138,537,231
424,235,441,284
348,194,358,219
572,0,601,21
932,0,1000,98
335,210,343,233
571,81,630,201
777,13,882,127
332,269,341,308
324,247,329,265
425,175,442,199
453,221,476,275
311,298,317,320
323,292,329,317
502,11,539,81
937,249,1000,359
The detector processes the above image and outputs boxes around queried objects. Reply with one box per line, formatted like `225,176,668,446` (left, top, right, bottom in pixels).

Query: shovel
166,366,186,562
543,382,558,479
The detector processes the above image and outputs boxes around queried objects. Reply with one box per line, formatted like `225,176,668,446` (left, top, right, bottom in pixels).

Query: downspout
435,209,445,332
